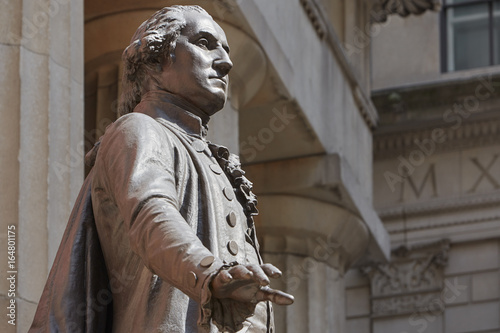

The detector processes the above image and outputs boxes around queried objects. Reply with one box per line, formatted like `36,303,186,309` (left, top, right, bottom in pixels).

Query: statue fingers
260,263,282,279
217,269,233,285
255,286,294,306
227,265,253,280
245,264,270,286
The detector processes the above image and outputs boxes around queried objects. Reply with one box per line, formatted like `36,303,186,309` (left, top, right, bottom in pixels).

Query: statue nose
214,55,233,77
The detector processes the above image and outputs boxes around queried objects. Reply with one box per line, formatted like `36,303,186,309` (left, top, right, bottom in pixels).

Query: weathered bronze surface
29,5,292,333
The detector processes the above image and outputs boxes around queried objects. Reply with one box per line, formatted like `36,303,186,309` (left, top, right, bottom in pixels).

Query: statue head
118,5,232,117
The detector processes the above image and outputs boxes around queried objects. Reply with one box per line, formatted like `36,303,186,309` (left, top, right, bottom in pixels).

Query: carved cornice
374,117,500,159
378,190,500,220
298,0,327,40
371,0,442,23
387,215,500,235
373,74,500,158
363,239,449,317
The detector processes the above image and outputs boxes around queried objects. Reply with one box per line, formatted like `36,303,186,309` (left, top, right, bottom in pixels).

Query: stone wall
346,7,500,332
0,1,84,332
345,240,500,333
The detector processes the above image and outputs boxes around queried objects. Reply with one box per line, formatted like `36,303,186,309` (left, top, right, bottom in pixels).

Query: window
442,0,500,72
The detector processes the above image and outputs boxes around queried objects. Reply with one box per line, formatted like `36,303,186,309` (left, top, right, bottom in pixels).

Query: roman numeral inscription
468,155,500,193
400,164,438,201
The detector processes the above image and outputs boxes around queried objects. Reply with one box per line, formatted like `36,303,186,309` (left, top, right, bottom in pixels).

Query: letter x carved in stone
468,155,500,193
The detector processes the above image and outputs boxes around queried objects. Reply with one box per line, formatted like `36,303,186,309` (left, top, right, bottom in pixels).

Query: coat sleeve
96,113,222,303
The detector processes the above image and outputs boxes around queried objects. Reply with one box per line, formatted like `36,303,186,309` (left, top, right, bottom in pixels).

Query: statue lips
209,76,227,89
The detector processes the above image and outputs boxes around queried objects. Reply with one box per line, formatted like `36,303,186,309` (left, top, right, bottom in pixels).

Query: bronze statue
30,5,293,333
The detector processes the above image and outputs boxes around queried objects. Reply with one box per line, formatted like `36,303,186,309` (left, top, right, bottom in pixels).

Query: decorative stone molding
373,73,500,158
378,190,500,220
363,239,449,317
386,214,500,235
374,117,500,159
299,0,327,39
371,0,442,23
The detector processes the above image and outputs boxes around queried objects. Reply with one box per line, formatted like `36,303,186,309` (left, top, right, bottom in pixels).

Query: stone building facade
346,5,500,333
0,1,498,333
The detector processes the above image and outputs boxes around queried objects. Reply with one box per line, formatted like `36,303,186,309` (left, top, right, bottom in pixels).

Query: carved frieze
374,118,500,160
371,0,442,23
363,240,449,317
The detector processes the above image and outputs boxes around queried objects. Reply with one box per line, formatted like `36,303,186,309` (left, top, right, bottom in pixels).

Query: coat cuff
198,263,257,333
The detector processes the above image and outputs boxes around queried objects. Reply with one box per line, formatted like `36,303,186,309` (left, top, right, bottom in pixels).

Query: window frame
440,0,498,72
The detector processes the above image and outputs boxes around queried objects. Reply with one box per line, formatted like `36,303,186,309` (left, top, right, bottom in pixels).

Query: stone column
0,1,84,332
0,2,22,331
255,195,369,333
243,152,391,332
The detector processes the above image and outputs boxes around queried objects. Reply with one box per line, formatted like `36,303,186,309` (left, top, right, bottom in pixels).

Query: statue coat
29,90,273,333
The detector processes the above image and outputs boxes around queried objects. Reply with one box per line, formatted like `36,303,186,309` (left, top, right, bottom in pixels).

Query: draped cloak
29,90,274,333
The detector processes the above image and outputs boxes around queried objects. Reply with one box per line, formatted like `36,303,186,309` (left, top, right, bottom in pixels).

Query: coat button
189,271,198,287
210,164,223,174
192,140,206,152
200,255,215,267
227,241,239,256
223,187,234,201
226,211,237,227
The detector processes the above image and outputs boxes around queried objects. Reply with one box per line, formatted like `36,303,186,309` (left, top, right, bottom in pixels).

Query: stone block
371,11,440,90
21,1,50,55
461,147,500,196
346,287,370,317
373,314,443,333
373,151,461,208
445,240,499,275
445,302,500,333
443,275,470,306
472,271,500,302
345,267,370,288
346,317,370,333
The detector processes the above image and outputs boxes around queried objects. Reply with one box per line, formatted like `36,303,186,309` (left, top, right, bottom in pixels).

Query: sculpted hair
118,5,210,116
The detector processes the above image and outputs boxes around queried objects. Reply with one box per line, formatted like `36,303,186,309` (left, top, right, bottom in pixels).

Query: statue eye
196,38,210,49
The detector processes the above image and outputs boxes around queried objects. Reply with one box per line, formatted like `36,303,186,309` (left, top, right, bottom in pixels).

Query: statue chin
203,95,227,116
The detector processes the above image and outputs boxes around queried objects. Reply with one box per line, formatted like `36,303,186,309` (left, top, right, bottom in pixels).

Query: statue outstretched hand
211,263,294,305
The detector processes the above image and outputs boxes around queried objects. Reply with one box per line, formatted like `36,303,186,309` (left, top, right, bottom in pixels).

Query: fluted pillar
0,1,84,332
0,2,22,331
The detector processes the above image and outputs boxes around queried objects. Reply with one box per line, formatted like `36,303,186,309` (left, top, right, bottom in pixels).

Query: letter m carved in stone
400,164,438,201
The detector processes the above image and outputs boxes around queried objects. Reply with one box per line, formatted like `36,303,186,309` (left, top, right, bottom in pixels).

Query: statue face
157,11,232,116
